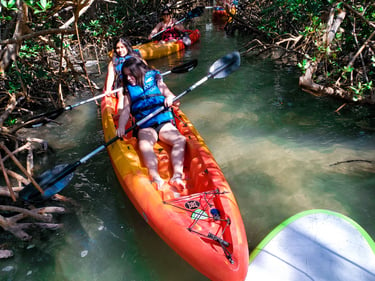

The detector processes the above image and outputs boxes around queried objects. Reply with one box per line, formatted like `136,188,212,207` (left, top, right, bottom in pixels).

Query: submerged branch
329,159,374,166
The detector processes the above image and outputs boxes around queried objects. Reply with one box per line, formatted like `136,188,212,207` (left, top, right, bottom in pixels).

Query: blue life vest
126,70,173,129
112,50,141,88
113,54,133,87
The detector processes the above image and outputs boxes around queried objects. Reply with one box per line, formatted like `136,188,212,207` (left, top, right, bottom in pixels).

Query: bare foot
152,176,165,190
169,175,185,192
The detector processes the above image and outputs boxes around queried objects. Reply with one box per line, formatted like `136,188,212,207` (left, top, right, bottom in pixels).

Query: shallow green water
1,10,375,281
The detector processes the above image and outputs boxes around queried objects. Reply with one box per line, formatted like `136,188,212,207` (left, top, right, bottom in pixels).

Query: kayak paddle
160,58,197,75
19,51,240,203
150,6,204,40
23,59,198,128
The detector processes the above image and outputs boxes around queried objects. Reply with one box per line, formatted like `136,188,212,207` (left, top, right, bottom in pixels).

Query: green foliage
7,72,21,94
245,0,375,100
4,40,53,108
4,117,17,127
350,81,373,101
107,18,126,37
258,0,327,35
1,0,53,14
24,0,52,14
341,65,354,80
81,20,103,37
79,14,125,43
19,42,51,79
297,59,308,73
238,0,375,102
1,0,177,120
1,0,17,10
343,65,354,73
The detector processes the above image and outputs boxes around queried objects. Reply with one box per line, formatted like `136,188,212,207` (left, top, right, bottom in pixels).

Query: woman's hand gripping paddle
23,59,198,128
19,52,240,203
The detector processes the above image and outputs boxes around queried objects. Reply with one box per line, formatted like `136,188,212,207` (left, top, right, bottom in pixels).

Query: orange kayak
101,94,249,280
134,29,200,61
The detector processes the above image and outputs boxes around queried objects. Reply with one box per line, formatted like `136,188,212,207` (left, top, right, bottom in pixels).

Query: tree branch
0,28,75,45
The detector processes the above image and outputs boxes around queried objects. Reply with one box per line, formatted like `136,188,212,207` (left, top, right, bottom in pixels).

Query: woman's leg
159,123,186,184
138,128,160,181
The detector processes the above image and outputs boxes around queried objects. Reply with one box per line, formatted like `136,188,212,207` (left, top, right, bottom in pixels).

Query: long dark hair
122,56,152,87
113,37,138,57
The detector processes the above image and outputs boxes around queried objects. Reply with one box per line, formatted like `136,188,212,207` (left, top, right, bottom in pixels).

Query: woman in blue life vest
148,8,185,42
116,56,186,191
103,37,141,109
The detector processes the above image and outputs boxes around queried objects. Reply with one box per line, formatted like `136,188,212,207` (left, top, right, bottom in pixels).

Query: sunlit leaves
350,81,373,101
24,0,52,14
1,0,17,10
341,65,353,80
37,0,52,12
20,44,39,58
4,117,17,127
297,59,309,73
336,2,343,9
106,19,124,37
343,66,354,73
81,20,103,37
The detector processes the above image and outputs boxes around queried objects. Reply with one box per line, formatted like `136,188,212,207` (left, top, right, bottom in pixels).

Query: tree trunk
299,8,347,98
0,0,25,76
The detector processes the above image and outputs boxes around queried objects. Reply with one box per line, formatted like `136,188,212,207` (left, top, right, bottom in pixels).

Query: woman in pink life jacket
148,8,185,42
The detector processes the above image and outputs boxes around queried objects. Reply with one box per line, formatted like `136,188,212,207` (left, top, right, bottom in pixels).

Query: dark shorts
150,121,170,134
137,119,175,140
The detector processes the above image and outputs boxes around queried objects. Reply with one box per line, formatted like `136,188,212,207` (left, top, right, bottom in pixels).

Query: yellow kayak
134,29,200,60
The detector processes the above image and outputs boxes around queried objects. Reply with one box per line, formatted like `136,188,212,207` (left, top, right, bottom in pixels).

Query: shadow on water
2,9,375,281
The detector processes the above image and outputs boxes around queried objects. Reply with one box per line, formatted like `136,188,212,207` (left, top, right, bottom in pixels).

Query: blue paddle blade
209,51,241,79
20,164,74,203
41,164,74,198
